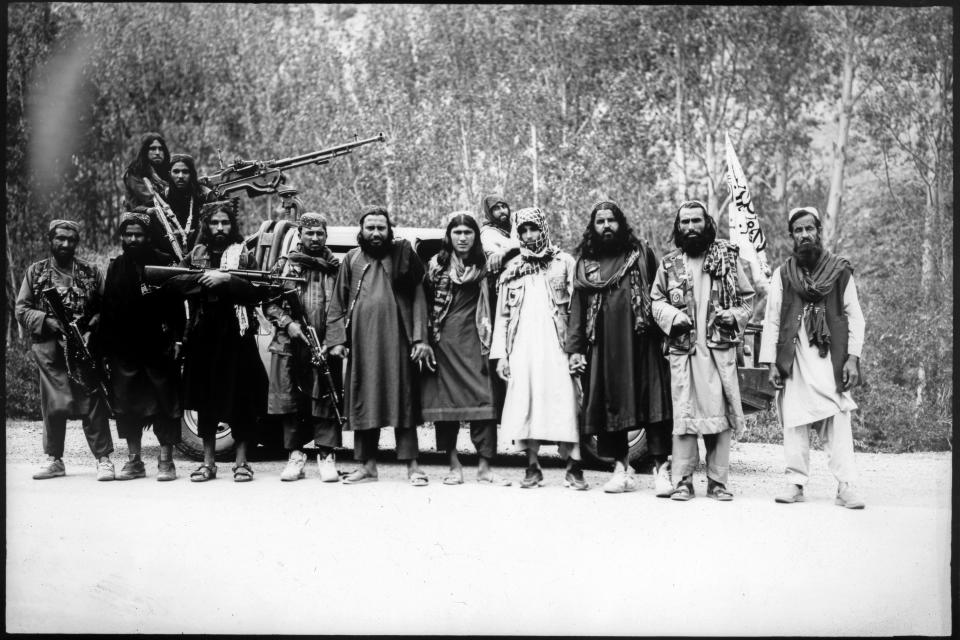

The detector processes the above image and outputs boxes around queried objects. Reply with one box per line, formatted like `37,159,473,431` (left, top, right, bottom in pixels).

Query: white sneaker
835,482,865,509
654,462,672,497
622,472,638,493
603,471,628,493
280,450,307,482
318,451,340,483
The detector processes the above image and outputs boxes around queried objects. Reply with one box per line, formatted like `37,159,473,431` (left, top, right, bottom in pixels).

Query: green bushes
5,341,41,420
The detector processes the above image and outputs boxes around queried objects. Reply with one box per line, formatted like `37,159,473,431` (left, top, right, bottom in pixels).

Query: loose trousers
116,415,181,447
353,427,419,462
783,411,857,485
42,395,114,460
282,414,342,452
435,420,497,459
672,430,731,486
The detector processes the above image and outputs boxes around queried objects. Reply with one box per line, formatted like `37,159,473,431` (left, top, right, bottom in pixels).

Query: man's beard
359,233,391,259
210,232,230,250
598,230,626,256
680,231,710,257
122,243,151,262
793,238,823,269
51,247,75,263
300,241,326,257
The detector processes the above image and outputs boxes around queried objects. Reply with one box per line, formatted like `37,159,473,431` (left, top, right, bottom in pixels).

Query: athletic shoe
33,458,65,480
520,465,544,489
280,450,307,482
97,459,116,481
654,462,673,497
116,458,146,481
318,451,340,483
774,483,805,504
835,482,865,509
157,459,177,482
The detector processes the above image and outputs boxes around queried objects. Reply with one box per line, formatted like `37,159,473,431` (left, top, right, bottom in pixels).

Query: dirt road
4,420,952,635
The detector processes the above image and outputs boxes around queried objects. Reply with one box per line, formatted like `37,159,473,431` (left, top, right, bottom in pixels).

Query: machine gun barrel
268,132,385,170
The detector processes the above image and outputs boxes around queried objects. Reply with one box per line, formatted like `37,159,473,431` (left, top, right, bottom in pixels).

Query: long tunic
490,272,579,444
163,245,268,421
326,244,428,431
421,280,496,422
651,253,754,435
14,258,104,419
566,253,672,434
759,268,864,429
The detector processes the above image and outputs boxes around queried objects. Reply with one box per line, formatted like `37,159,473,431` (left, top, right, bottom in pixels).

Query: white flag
725,132,771,277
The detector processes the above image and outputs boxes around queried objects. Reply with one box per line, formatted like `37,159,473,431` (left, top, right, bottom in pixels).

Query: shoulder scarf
221,242,250,335
573,247,652,344
285,245,341,276
427,254,491,355
701,240,742,310
497,246,559,287
782,250,852,356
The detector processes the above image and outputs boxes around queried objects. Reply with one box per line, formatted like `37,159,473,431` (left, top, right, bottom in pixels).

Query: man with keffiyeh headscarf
98,212,183,481
490,207,586,490
161,201,269,483
651,200,754,502
16,219,116,481
759,206,866,509
263,212,344,483
566,201,673,495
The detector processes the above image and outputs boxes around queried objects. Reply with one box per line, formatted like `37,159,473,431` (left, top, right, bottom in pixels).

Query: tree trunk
673,44,688,203
824,41,855,249
704,132,719,224
531,122,539,208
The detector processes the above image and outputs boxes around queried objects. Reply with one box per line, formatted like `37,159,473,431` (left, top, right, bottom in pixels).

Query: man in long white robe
759,206,866,508
490,207,584,489
651,201,754,501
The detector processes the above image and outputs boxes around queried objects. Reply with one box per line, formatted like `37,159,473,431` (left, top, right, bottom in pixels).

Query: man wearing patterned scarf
15,219,116,481
651,200,755,501
162,201,269,483
759,206,866,509
98,212,183,481
489,207,585,489
478,193,520,274
566,201,673,495
264,212,344,483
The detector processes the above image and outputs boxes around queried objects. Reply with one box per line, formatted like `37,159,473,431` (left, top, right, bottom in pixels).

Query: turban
298,212,327,230
118,212,151,232
48,219,80,234
788,206,821,228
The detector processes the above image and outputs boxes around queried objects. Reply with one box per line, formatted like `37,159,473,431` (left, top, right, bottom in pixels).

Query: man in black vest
758,206,866,508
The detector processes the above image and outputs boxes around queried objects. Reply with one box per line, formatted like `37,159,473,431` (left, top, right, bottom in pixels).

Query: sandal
670,484,694,501
343,468,378,484
408,470,429,487
442,472,464,485
707,483,733,501
232,462,254,483
477,473,512,487
190,464,216,482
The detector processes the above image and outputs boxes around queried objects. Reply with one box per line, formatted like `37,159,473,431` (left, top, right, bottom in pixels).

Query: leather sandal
670,483,694,501
232,462,254,483
190,464,217,483
707,483,733,501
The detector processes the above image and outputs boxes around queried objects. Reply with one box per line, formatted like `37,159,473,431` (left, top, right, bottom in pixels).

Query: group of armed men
15,132,867,507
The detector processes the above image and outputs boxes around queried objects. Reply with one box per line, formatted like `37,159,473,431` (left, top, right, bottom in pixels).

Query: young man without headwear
760,206,866,509
650,200,754,501
264,212,344,483
566,201,673,495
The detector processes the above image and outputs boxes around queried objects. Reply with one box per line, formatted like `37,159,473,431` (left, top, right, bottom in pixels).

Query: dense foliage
5,4,952,451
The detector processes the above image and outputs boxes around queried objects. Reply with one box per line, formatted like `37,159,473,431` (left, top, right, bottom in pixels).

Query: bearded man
650,200,754,501
479,194,520,274
15,220,115,481
166,153,215,252
98,213,183,481
123,132,171,210
264,212,343,483
326,207,432,486
490,207,585,490
162,201,269,483
566,201,673,494
759,206,866,509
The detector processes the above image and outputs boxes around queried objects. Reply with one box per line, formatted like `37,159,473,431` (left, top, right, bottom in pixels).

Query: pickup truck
176,221,774,470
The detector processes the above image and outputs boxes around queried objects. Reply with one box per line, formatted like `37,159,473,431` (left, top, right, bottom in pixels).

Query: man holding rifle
263,212,344,482
158,201,269,482
15,220,116,481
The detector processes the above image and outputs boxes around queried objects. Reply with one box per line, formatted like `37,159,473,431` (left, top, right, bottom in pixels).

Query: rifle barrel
268,132,385,169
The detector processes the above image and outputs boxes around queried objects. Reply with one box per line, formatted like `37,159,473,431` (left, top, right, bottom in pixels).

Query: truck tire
579,428,650,472
175,410,237,461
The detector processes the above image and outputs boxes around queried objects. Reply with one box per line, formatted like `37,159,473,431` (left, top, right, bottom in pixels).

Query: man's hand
496,359,510,381
43,316,64,336
329,344,349,359
671,312,693,336
488,250,505,273
841,355,860,391
568,353,587,375
715,309,737,328
198,270,231,288
410,342,436,371
768,362,783,390
286,321,306,343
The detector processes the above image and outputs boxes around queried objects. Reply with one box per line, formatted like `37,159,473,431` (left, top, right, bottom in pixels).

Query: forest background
5,3,953,453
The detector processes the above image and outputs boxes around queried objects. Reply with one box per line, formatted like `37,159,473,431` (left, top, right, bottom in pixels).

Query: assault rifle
143,265,306,288
141,178,188,261
41,287,115,414
199,132,386,200
281,289,345,425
